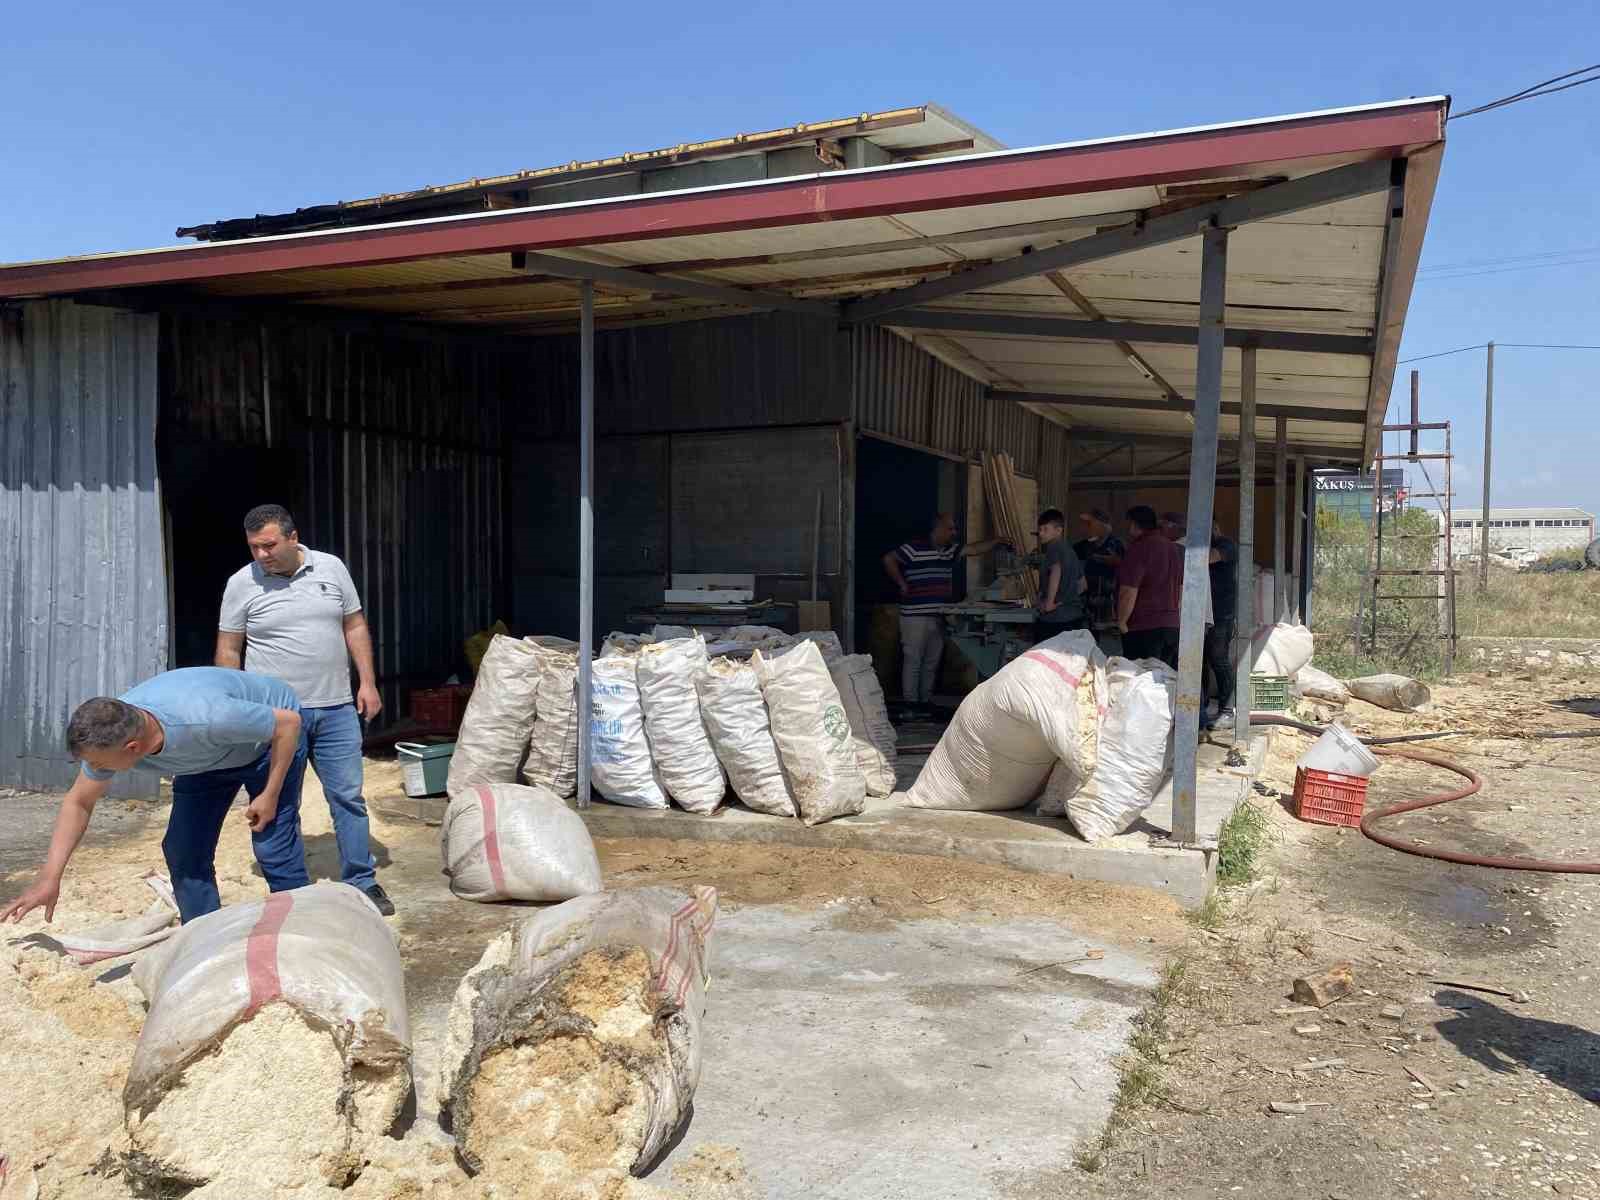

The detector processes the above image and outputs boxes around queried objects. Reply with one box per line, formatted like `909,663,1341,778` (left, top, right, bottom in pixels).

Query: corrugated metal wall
515,311,850,439
161,313,511,714
507,312,853,638
851,326,1070,503
0,301,168,795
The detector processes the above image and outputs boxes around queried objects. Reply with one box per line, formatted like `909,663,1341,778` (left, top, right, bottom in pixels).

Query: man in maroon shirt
1115,505,1182,668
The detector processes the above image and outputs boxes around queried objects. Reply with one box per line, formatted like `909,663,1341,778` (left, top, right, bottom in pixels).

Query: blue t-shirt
80,667,300,782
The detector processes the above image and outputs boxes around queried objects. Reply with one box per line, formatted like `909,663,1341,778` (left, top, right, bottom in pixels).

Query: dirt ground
1084,669,1600,1198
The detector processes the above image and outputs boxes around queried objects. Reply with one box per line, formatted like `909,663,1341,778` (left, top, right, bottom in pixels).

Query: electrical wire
1397,343,1487,364
1397,341,1600,363
1451,63,1600,120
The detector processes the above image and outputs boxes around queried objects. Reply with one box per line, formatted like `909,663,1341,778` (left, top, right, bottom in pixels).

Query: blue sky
7,1,1597,514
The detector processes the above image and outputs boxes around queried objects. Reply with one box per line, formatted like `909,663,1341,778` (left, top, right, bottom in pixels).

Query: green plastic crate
1250,673,1290,712
396,741,455,797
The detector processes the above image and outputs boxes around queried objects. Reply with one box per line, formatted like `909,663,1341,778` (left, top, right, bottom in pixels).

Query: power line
1397,341,1600,363
1398,343,1486,364
1451,63,1600,119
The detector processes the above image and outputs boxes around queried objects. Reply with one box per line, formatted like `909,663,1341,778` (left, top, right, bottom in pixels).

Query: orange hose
1249,713,1600,874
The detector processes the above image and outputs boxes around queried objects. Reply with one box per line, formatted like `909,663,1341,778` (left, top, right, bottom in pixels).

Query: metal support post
1232,347,1257,747
1478,341,1493,594
1444,422,1457,675
1274,417,1288,620
1174,224,1229,846
576,281,596,808
1286,454,1299,620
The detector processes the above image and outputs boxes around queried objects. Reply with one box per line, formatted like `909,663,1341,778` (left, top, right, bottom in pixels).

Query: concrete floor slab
645,904,1157,1198
574,734,1269,908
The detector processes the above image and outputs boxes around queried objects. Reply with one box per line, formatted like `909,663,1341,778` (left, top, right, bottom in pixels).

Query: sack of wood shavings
636,637,726,814
439,887,718,1193
695,658,796,817
591,653,670,809
753,640,865,825
124,882,411,1194
827,653,899,797
449,633,544,794
442,782,603,903
905,628,1106,812
522,640,581,798
1038,656,1175,840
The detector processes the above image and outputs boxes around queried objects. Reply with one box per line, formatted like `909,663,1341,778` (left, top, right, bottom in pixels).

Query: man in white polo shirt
215,503,393,915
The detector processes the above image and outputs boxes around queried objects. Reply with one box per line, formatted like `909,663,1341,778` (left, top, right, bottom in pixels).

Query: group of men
2,504,393,928
886,504,1240,727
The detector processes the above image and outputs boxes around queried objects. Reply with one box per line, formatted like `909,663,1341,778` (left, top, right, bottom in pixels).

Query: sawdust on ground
595,837,1187,948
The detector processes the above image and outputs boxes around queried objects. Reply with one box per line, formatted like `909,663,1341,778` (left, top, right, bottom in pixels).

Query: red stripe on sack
245,891,294,1012
477,785,507,897
1021,651,1082,689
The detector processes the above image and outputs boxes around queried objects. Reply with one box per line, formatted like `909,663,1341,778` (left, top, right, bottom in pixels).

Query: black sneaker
362,883,396,916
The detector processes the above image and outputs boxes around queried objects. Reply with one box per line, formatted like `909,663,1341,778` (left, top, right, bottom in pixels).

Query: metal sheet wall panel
509,312,849,440
164,313,507,716
1,300,167,795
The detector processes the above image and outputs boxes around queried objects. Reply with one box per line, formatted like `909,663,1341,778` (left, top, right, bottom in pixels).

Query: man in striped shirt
882,514,1009,706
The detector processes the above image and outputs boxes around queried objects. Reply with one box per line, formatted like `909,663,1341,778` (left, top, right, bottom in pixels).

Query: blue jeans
166,739,310,923
303,703,376,890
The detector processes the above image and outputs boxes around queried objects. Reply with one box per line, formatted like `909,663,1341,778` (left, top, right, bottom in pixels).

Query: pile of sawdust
457,947,665,1197
126,1002,354,1190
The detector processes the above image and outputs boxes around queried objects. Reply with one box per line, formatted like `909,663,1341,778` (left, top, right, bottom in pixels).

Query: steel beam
842,158,1395,322
520,251,836,318
1292,454,1306,620
1067,425,1357,459
990,390,1366,425
1173,225,1229,845
1233,347,1258,746
884,308,1371,356
576,281,596,809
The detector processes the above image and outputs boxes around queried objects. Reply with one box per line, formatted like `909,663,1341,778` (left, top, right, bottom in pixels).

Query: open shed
0,97,1446,832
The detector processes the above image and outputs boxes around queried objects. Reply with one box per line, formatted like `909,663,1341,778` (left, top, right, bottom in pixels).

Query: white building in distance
1444,507,1595,558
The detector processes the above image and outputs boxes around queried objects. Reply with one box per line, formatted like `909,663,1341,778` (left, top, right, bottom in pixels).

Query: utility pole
1478,341,1493,594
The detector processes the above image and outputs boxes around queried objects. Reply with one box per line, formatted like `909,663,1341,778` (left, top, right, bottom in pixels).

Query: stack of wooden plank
981,451,1038,606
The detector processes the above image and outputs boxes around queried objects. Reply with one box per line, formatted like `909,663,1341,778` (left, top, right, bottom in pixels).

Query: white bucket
1296,723,1379,779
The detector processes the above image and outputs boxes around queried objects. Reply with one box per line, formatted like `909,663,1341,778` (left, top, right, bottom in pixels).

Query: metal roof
0,96,1448,464
174,104,1003,242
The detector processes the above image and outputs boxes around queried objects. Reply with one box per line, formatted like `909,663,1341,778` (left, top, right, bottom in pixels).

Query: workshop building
0,96,1448,837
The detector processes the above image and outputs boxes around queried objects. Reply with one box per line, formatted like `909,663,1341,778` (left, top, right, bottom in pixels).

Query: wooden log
1291,962,1355,1008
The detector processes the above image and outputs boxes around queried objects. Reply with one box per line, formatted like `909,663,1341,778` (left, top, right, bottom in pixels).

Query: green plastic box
396,741,455,797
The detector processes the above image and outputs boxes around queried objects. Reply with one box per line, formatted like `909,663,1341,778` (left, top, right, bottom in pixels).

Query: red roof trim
0,102,1445,298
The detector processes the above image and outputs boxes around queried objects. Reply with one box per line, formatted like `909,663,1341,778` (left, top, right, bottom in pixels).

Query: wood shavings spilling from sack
455,947,665,1196
124,1000,410,1193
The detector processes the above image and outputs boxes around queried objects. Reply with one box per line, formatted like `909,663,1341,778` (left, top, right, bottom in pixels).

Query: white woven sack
695,660,796,817
447,634,543,794
827,653,898,797
1250,622,1315,677
752,640,865,825
590,654,670,809
1058,658,1176,840
636,637,726,813
903,629,1106,812
440,886,717,1176
522,648,579,797
1297,664,1351,705
442,782,602,903
794,630,844,662
127,881,409,1118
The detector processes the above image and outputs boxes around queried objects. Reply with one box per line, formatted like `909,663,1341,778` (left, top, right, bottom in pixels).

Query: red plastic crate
410,684,472,731
1293,766,1369,828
